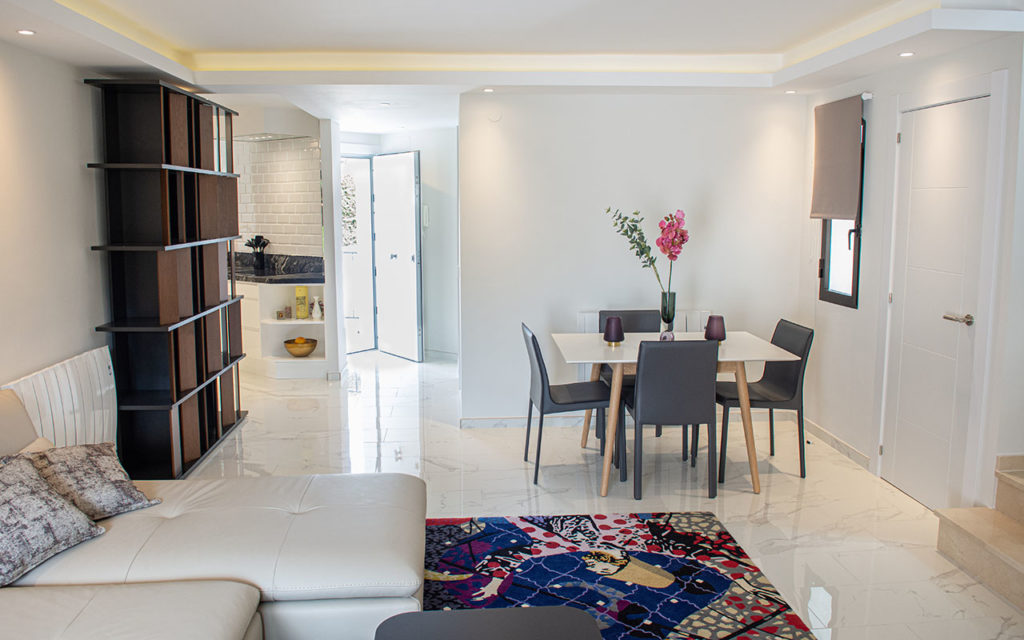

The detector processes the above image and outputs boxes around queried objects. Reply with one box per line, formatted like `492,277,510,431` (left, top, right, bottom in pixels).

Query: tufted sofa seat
14,473,427,640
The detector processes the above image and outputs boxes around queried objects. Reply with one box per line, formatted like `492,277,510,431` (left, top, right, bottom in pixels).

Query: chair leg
595,408,605,450
656,424,663,437
633,420,643,499
690,425,699,468
523,402,533,462
707,422,718,499
533,413,545,484
682,423,689,461
797,407,806,478
769,408,775,457
718,408,729,484
618,408,628,482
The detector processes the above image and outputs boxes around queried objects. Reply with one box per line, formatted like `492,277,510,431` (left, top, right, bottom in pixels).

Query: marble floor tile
188,350,1024,639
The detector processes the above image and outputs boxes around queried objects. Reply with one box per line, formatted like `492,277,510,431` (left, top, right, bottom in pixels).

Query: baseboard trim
461,413,587,429
804,418,870,469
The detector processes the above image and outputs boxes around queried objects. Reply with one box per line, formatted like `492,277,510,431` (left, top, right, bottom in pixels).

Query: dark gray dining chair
582,309,662,452
522,324,613,484
717,319,814,481
624,340,719,500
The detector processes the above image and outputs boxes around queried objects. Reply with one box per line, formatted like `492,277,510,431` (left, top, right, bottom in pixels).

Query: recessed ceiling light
785,90,797,94
379,102,391,107
483,88,494,93
899,52,914,57
16,29,35,36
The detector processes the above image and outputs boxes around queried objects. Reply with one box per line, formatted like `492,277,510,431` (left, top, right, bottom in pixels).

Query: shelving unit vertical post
87,79,246,479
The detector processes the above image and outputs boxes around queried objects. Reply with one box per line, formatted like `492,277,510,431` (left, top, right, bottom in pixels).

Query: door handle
390,253,398,260
942,313,974,326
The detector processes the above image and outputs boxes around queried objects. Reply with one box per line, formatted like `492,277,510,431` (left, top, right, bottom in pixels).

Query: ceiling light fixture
483,88,494,93
16,29,35,36
379,102,391,107
785,90,797,94
899,51,914,57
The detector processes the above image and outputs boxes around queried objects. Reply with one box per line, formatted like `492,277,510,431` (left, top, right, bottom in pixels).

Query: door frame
340,154,380,355
876,70,1009,506
372,150,425,363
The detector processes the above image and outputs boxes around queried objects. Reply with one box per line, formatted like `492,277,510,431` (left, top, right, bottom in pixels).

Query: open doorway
339,152,424,362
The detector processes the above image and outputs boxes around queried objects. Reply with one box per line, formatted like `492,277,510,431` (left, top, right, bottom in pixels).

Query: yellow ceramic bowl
284,338,317,357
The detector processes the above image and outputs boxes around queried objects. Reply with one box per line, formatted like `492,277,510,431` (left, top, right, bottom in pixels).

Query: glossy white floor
191,351,1024,639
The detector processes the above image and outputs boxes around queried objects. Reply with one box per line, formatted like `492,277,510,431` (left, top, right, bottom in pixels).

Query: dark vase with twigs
244,235,270,273
606,207,690,332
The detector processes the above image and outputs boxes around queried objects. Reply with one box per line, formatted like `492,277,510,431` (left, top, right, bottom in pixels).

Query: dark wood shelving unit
89,79,245,479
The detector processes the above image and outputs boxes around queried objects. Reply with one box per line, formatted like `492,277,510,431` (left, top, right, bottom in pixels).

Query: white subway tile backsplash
235,137,323,257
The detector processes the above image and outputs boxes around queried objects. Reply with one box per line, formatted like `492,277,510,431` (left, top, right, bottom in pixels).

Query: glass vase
660,291,676,331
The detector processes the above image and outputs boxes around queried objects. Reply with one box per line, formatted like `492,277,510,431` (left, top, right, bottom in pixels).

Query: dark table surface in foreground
375,607,602,640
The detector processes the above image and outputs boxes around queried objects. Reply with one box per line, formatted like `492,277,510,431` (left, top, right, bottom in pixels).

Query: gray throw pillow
22,443,160,520
0,456,104,586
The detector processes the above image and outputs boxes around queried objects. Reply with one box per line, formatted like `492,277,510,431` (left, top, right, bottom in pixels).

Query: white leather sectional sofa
1,363,427,640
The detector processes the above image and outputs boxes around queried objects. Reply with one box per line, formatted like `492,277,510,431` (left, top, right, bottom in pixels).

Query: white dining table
551,331,799,496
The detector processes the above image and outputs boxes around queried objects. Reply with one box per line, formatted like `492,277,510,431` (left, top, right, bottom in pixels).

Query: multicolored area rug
424,512,814,640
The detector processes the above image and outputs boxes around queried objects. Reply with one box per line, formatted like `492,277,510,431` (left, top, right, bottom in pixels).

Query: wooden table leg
600,363,624,497
580,363,602,448
720,361,761,494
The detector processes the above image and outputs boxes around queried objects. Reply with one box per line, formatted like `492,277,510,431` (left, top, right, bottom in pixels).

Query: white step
936,507,1024,611
996,469,1024,525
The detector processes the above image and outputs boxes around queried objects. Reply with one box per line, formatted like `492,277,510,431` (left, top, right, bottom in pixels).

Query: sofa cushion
20,443,159,520
15,473,427,602
0,389,37,456
0,580,261,640
0,457,103,586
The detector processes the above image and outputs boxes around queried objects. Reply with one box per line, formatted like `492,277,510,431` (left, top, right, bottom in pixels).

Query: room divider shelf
89,79,244,479
95,297,242,333
87,163,239,178
92,235,242,252
118,354,247,410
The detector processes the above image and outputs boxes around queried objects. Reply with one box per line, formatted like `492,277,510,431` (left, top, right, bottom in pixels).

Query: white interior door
340,157,376,354
881,95,990,509
372,151,423,362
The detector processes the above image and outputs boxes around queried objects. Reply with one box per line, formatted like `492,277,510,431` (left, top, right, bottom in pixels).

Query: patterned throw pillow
0,456,104,586
23,443,160,520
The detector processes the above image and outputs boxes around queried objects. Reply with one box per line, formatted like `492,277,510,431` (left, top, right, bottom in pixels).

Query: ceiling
55,0,903,55
1,0,1023,133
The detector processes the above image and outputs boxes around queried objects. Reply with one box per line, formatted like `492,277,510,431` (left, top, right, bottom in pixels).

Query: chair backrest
760,319,814,401
632,340,719,426
598,309,661,333
521,323,551,408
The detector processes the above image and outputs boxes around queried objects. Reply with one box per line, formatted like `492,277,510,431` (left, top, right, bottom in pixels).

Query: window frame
818,117,866,309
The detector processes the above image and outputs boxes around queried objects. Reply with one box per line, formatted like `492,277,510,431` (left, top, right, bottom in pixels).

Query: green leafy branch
606,207,666,292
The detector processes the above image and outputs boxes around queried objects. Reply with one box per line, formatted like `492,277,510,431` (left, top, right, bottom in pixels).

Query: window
811,95,866,309
819,217,861,307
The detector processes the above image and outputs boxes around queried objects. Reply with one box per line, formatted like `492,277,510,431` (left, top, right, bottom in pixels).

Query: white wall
799,35,1024,504
459,93,808,420
0,40,107,383
381,128,460,355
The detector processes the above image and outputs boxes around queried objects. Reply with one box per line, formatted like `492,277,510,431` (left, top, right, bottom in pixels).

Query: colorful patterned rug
424,512,814,639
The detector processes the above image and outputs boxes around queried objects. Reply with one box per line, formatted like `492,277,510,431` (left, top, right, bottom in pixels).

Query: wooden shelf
261,318,325,326
96,297,242,333
91,80,242,479
84,79,240,115
87,163,239,178
118,354,246,410
264,355,326,362
92,236,241,252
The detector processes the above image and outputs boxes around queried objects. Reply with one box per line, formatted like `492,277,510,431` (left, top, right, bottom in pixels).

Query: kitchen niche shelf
89,79,244,479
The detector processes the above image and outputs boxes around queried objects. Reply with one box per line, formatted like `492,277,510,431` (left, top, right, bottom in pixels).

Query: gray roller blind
810,95,864,220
